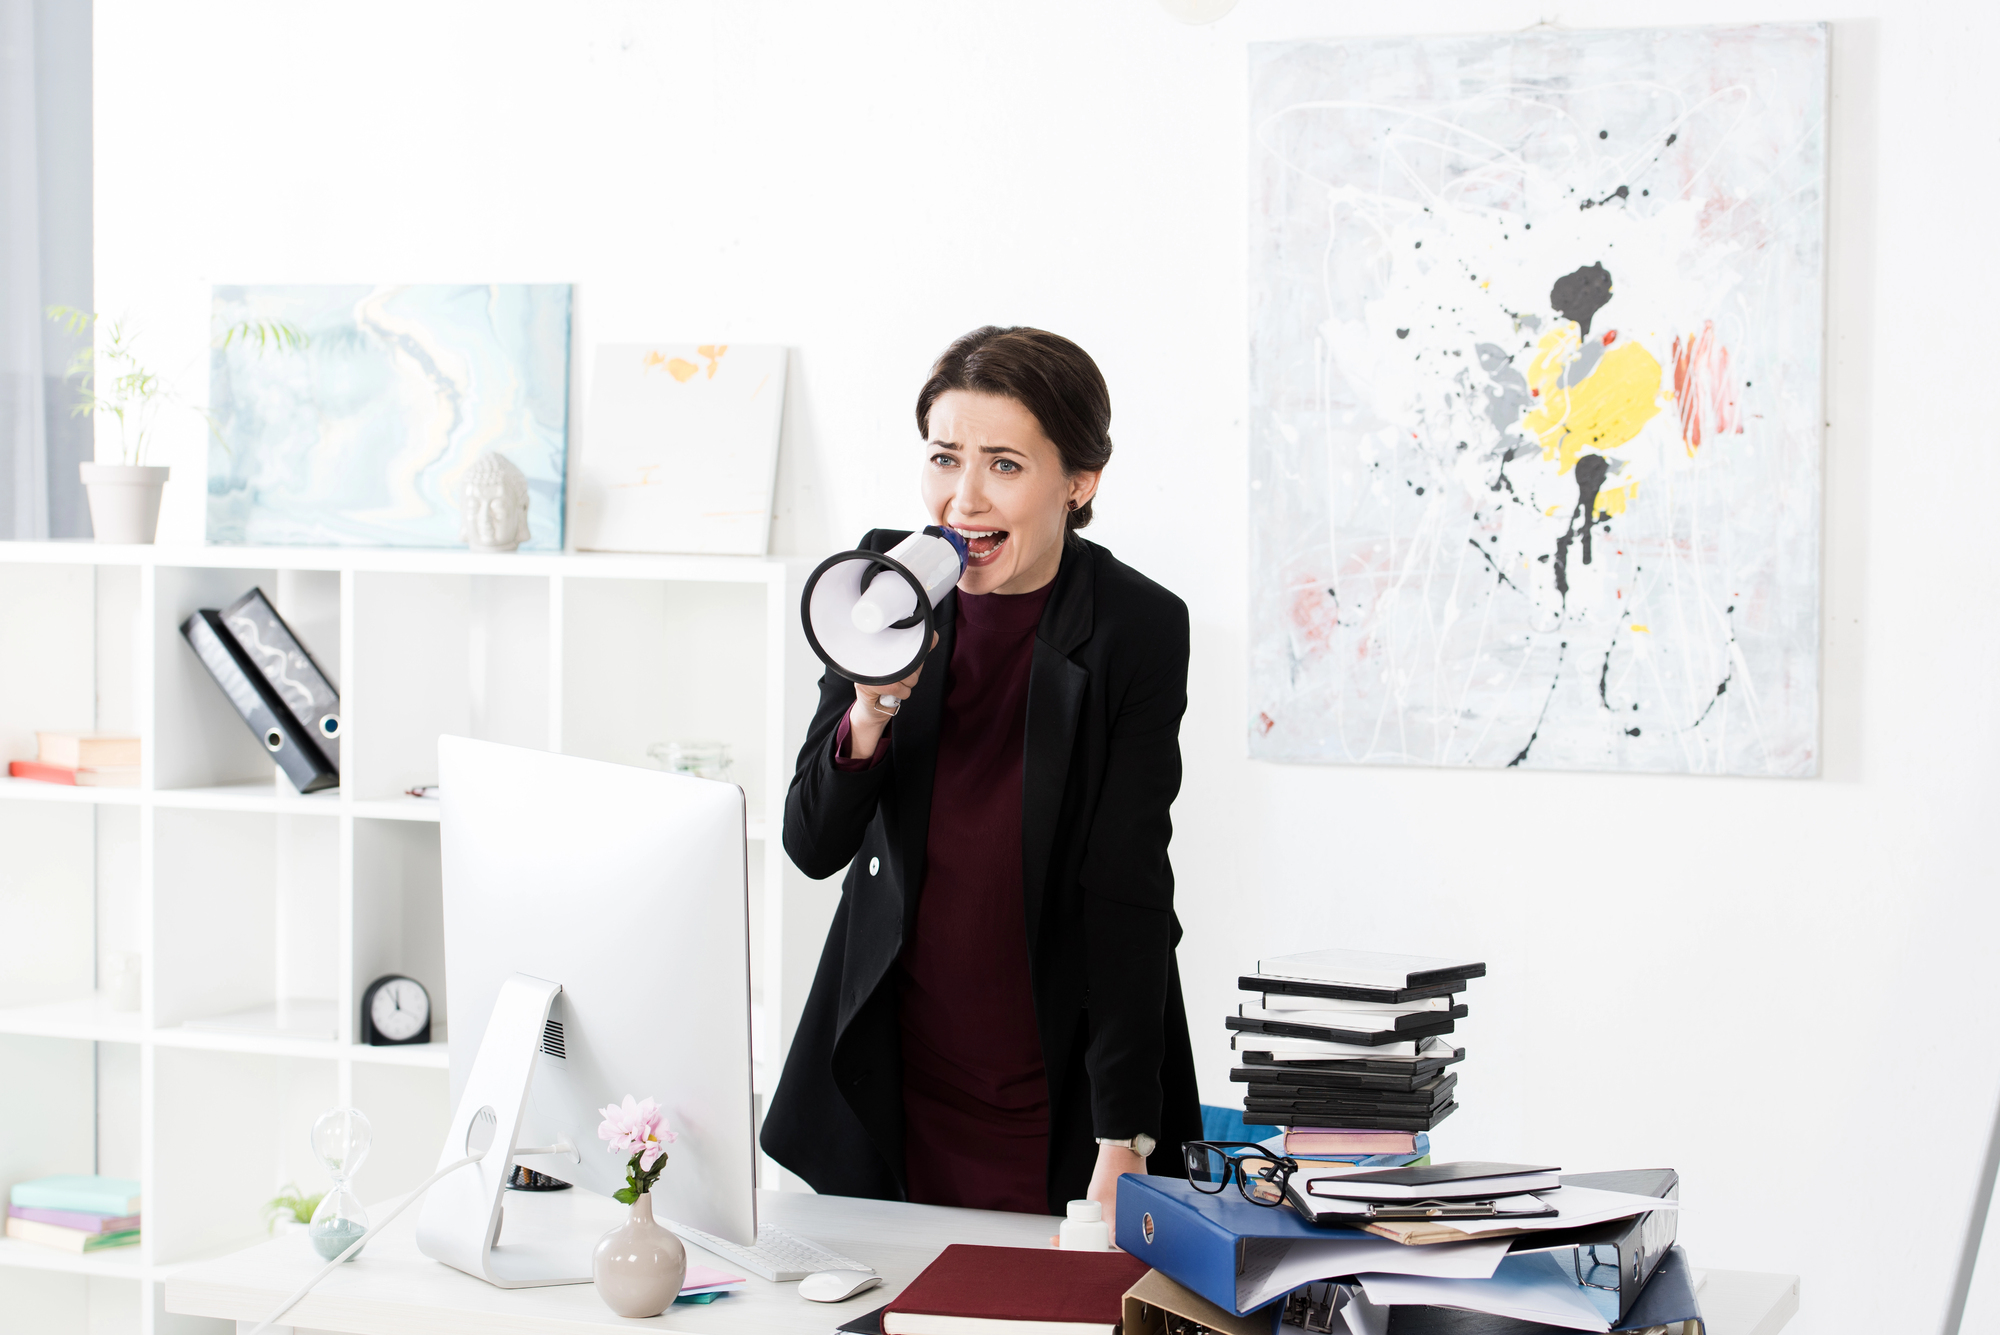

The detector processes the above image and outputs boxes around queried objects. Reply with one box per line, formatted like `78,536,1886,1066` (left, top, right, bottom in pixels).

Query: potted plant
47,307,304,544
262,1184,323,1238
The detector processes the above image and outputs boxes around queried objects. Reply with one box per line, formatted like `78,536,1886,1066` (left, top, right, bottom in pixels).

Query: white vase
80,463,169,544
591,1191,686,1318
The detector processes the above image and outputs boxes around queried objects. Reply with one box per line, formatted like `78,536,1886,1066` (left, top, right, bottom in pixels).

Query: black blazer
761,531,1202,1212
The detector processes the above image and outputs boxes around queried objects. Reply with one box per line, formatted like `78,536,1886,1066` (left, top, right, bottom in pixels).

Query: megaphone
801,526,970,684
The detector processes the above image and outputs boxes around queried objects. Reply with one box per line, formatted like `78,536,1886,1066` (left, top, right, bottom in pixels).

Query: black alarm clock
360,974,432,1045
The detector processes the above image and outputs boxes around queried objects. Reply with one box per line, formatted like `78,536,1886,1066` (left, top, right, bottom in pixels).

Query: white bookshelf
0,540,826,1334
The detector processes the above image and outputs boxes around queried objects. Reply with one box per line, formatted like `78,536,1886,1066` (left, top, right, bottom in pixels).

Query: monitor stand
415,972,591,1288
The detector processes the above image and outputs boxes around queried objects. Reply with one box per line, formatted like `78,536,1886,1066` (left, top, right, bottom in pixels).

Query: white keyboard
669,1220,873,1283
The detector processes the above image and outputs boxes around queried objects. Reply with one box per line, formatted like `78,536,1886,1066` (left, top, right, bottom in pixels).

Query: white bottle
1058,1199,1110,1251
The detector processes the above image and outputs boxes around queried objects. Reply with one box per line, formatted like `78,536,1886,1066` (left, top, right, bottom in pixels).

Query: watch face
370,977,429,1042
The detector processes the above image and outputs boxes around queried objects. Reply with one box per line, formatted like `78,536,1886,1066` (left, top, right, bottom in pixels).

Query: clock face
369,977,429,1042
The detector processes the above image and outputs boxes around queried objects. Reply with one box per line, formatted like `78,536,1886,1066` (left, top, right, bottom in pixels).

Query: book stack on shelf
8,731,140,787
6,1175,141,1254
1228,948,1483,1158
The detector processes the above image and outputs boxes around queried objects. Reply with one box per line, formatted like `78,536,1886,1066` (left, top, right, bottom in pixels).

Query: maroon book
883,1245,1149,1335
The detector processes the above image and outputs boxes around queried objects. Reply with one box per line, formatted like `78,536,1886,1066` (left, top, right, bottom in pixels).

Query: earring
1067,498,1079,511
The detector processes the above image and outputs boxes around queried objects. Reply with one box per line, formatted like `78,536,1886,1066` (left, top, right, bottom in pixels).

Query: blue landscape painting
206,284,570,549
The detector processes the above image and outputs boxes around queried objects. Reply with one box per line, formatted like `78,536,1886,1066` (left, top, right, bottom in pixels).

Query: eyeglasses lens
1185,1143,1228,1192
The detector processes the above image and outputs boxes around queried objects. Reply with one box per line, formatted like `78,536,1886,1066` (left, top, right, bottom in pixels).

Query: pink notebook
683,1264,747,1295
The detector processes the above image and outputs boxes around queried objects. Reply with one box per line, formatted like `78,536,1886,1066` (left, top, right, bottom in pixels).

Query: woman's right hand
846,633,937,761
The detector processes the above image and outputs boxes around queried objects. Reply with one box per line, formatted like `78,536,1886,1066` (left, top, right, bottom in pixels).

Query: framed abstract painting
206,284,571,551
1247,25,1826,776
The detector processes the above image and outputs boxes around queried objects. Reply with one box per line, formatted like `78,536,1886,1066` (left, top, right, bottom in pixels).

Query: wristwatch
1096,1134,1158,1158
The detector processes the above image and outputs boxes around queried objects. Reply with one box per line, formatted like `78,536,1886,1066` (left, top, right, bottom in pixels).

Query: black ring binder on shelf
180,607,340,793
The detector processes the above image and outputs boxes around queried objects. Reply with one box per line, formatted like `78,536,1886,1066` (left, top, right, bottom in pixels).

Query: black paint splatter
1550,263,1613,335
1550,454,1610,596
1467,538,1520,593
1396,328,1410,339
1578,185,1630,211
1507,639,1568,768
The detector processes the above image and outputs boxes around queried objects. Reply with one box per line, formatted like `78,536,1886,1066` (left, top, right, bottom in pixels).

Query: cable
246,1151,484,1335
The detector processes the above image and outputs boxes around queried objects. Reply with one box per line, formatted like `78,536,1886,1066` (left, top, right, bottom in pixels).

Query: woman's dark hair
915,326,1113,530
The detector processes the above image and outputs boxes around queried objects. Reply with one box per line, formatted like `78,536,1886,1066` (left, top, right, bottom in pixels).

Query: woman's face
921,390,1098,596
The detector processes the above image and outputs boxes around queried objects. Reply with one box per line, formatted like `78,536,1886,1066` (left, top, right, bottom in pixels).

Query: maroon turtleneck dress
834,579,1055,1213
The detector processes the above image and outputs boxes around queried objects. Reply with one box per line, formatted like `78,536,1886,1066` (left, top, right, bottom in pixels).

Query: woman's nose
952,468,989,515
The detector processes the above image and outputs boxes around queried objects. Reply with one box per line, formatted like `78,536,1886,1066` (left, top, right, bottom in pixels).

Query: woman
761,326,1201,1225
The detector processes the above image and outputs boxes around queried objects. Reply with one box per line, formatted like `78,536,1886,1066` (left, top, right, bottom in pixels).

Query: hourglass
307,1107,373,1261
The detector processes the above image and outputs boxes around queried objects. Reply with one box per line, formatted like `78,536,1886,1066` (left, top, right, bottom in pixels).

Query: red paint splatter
1530,387,1540,397
1257,712,1276,736
1289,582,1339,653
1602,329,1617,345
1671,320,1743,455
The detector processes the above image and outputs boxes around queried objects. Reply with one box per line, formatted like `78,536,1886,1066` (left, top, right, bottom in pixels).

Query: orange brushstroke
1670,320,1743,456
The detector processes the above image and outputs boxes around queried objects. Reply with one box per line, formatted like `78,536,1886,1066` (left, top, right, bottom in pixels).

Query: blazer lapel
1021,540,1095,953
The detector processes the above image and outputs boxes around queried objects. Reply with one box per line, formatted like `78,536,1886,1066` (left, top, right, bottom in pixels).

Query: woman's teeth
952,527,1008,562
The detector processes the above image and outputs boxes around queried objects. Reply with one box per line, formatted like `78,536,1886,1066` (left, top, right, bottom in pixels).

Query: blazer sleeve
1078,596,1190,1142
782,530,899,881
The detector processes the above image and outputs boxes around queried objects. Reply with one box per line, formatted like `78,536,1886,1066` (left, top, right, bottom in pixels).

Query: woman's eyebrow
976,444,1025,456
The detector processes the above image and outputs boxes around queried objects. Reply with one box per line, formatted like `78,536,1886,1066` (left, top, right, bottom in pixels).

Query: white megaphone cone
801,526,970,684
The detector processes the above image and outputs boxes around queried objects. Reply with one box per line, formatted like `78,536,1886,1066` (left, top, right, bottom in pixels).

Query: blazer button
868,857,880,876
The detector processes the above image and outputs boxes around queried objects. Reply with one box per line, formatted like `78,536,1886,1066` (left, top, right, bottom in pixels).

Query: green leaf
614,1187,637,1205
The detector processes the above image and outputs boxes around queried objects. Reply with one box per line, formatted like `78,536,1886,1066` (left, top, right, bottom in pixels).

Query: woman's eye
930,453,958,469
994,459,1020,474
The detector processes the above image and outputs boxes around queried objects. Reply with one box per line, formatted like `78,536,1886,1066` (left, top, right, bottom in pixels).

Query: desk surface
165,1188,1799,1335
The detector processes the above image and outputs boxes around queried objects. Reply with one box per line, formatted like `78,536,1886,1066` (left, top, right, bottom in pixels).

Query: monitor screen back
438,735,756,1244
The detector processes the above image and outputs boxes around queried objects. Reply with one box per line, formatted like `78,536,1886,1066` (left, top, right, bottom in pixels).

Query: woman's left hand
1086,1143,1148,1249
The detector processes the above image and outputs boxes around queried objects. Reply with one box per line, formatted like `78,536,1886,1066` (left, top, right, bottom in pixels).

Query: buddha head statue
459,451,531,553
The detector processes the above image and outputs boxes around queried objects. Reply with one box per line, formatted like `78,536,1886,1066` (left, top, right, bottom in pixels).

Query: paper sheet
1237,1234,1512,1312
1427,1185,1678,1236
1359,1253,1610,1332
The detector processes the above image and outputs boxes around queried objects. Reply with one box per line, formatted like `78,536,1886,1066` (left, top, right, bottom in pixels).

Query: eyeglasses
1181,1140,1297,1207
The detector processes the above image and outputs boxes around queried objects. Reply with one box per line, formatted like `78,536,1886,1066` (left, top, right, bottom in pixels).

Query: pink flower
597,1094,677,1171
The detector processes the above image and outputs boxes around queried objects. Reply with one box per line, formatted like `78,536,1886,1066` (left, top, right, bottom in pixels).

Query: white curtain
1,0,50,541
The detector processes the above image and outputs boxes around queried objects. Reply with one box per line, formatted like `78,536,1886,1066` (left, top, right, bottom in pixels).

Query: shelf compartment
150,1048,336,1266
562,577,771,818
350,571,550,800
0,802,97,1011
352,820,447,1045
152,810,338,1031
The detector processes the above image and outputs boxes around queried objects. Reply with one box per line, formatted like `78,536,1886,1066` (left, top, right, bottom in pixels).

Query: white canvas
574,343,786,555
1247,25,1826,776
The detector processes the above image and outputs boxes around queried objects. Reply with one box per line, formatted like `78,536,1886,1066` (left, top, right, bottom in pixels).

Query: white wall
93,3,2000,1331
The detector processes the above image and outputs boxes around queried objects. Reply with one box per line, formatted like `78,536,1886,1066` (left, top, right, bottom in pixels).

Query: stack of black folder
1229,949,1484,1133
180,587,341,793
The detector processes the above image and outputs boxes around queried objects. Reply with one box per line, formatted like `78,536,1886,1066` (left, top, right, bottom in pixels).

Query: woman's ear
1069,471,1102,511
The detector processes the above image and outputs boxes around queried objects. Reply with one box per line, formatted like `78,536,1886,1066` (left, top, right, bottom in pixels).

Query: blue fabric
1201,1102,1277,1141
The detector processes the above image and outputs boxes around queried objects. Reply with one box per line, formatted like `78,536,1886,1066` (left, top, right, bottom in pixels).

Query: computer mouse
798,1269,883,1303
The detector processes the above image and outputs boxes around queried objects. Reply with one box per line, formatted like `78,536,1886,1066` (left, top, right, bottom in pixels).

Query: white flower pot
80,463,170,544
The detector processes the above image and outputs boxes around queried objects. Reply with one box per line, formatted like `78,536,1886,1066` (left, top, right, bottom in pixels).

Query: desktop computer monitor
422,736,756,1281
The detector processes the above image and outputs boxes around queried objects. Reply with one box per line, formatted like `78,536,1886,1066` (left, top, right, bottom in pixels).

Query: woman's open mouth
951,526,1009,567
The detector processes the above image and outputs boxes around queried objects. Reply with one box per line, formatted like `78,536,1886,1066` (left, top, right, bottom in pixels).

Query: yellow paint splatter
1630,624,1650,633
1594,479,1640,517
1543,504,1561,517
1521,324,1665,475
697,344,729,379
644,351,702,383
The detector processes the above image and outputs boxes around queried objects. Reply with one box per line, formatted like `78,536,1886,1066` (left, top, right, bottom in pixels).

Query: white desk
164,1188,1799,1335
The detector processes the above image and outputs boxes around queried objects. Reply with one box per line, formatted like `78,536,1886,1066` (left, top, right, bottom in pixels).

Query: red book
8,760,138,787
883,1245,1148,1335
